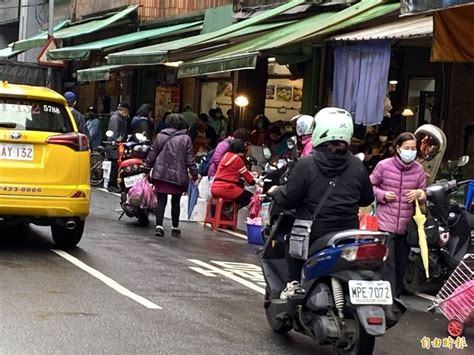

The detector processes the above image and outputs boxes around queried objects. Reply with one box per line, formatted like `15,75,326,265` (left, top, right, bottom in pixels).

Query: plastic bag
248,192,262,219
127,179,157,209
359,202,379,231
359,214,379,231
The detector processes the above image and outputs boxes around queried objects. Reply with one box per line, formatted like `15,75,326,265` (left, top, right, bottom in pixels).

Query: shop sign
401,0,474,15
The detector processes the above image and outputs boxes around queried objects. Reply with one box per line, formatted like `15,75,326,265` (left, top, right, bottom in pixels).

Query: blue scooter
262,210,406,355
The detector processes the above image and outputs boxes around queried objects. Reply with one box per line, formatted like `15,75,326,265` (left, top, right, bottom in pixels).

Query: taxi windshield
0,98,73,133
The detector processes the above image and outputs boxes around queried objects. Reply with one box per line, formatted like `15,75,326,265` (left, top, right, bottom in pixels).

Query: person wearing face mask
370,132,427,297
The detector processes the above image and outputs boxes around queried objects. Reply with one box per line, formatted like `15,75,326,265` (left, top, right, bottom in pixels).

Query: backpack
198,149,215,176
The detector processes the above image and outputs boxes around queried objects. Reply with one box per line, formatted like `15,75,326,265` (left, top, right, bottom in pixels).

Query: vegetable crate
428,254,474,337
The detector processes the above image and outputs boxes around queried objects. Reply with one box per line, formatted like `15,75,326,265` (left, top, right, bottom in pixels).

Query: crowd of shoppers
74,93,428,298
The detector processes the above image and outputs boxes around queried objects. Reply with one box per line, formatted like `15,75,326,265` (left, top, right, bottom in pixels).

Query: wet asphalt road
0,189,472,354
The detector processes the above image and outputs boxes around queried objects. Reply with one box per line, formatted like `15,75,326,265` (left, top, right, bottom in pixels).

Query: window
0,98,73,133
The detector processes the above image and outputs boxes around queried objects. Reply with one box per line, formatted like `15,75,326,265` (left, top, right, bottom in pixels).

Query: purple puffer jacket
145,128,198,188
370,156,427,235
208,137,232,178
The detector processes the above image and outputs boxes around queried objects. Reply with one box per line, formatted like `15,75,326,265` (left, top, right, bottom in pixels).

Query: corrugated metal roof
332,15,433,41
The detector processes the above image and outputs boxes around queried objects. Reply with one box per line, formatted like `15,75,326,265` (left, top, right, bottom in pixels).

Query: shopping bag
127,179,157,209
359,202,379,231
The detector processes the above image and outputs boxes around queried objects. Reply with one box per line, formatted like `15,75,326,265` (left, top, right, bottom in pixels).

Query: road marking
188,259,265,295
197,222,247,240
51,249,161,310
97,187,121,197
415,292,436,302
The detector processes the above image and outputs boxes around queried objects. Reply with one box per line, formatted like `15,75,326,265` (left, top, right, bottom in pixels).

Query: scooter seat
309,229,389,255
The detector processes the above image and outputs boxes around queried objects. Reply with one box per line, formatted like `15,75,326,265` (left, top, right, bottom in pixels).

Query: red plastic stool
204,198,238,232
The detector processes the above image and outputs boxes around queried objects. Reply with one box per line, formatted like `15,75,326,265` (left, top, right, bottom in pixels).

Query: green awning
47,21,203,61
177,1,400,78
107,0,308,65
177,53,259,78
13,6,138,51
77,65,126,81
0,47,22,60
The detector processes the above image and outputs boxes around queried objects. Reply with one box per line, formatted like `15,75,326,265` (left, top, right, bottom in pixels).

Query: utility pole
46,0,54,88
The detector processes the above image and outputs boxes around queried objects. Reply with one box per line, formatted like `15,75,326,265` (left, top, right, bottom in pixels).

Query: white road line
97,187,121,197
415,292,436,302
197,222,247,240
188,259,265,295
51,249,161,310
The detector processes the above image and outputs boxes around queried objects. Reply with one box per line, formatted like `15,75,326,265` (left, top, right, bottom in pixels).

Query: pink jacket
301,135,313,157
370,156,427,235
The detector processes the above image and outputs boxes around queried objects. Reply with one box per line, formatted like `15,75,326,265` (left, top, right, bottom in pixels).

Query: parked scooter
261,153,405,355
403,156,474,294
116,132,151,226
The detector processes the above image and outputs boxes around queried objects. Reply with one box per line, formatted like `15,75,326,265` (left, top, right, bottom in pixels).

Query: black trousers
286,241,305,282
382,233,410,297
155,193,181,228
108,159,118,188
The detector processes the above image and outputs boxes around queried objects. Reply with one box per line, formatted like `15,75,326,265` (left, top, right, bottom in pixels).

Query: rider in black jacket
275,107,374,300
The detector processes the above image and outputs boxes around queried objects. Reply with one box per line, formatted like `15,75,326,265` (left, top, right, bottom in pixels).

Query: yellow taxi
0,82,90,248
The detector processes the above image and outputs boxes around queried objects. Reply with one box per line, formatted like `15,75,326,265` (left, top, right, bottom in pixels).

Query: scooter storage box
247,223,264,245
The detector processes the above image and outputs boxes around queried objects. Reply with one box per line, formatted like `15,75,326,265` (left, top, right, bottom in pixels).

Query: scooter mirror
262,146,272,160
355,153,365,161
105,130,114,138
457,155,470,167
287,136,297,150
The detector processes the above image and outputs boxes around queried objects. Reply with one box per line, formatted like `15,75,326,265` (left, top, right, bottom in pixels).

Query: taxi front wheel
51,220,84,249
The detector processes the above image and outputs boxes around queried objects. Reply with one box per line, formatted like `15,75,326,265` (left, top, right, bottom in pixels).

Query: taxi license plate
0,143,34,161
124,174,144,188
348,280,393,305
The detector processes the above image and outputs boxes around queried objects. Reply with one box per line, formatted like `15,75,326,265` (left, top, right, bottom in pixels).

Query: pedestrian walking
370,132,427,297
131,103,153,139
64,91,88,136
143,113,198,238
106,102,130,192
86,106,102,151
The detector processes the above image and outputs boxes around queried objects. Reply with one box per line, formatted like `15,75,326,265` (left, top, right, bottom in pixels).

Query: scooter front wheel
264,288,292,334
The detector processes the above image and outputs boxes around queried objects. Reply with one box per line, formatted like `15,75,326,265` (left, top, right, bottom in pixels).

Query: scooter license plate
124,174,144,188
348,280,393,305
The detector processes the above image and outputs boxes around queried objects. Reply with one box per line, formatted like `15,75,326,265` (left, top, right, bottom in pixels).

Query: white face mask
399,148,417,164
379,135,388,143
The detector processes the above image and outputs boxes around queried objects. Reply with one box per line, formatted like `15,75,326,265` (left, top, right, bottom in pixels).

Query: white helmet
291,114,315,136
312,107,353,148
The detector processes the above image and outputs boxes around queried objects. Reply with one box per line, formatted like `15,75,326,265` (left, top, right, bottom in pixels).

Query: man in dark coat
106,102,130,192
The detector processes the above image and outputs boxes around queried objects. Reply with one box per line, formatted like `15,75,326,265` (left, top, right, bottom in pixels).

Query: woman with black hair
144,113,198,237
211,139,256,208
250,114,272,146
131,103,153,138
